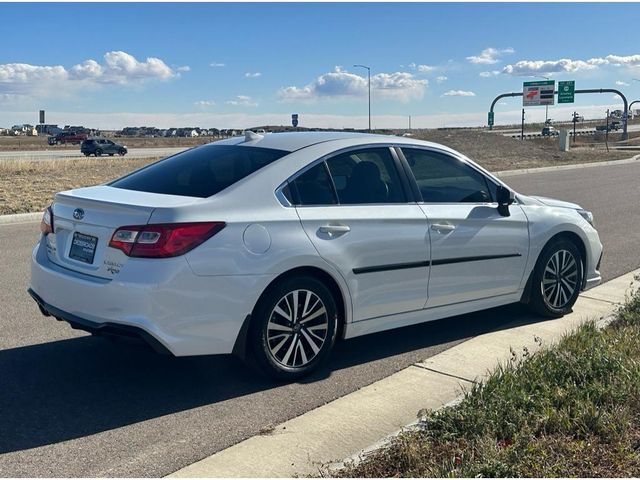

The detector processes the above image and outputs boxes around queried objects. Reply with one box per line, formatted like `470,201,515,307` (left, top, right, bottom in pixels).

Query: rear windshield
109,145,288,198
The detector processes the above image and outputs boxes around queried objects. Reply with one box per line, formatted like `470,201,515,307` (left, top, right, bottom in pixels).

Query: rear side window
110,145,288,198
326,148,407,204
288,162,337,206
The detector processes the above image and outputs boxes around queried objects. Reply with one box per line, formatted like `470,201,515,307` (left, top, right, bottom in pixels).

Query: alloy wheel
266,289,329,368
541,249,579,309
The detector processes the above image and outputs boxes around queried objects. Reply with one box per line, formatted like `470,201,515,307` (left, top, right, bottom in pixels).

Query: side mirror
496,185,515,217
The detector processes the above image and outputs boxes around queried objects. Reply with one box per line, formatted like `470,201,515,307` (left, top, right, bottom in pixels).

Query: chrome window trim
275,143,413,208
397,144,519,206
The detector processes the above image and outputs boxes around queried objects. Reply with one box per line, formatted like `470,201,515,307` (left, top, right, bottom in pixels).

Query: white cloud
467,47,514,65
443,90,476,97
616,80,630,86
177,66,190,72
278,67,427,102
210,62,226,67
435,75,447,83
605,54,640,66
226,95,258,107
194,100,216,107
244,72,262,78
86,51,175,84
408,63,436,73
502,58,603,76
503,53,640,77
0,52,176,100
479,70,501,78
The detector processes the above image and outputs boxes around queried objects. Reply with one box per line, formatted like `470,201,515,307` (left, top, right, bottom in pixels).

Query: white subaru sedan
29,132,602,379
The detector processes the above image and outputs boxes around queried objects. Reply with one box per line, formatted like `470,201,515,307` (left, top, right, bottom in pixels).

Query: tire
119,149,126,156
84,153,90,157
95,149,102,157
108,153,114,156
248,275,338,380
527,238,583,318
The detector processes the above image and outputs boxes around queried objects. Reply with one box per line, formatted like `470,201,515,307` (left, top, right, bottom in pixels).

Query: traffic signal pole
489,88,629,140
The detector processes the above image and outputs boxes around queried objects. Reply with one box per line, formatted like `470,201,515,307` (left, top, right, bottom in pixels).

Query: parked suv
81,138,127,157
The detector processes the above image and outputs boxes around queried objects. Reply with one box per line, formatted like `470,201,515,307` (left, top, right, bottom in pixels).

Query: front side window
325,148,406,204
110,145,288,198
402,148,496,203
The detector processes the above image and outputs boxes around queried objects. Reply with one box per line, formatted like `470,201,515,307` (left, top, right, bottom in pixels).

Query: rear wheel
248,276,338,380
528,239,583,317
95,149,103,157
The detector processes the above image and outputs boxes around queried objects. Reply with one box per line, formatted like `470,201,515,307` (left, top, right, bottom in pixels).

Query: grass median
0,156,159,215
337,279,640,477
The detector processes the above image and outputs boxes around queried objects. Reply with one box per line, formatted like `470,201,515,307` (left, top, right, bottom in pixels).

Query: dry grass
0,156,159,215
0,130,637,216
336,285,640,478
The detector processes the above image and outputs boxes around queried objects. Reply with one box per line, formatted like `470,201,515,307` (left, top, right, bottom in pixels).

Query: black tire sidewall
532,239,583,317
249,276,338,380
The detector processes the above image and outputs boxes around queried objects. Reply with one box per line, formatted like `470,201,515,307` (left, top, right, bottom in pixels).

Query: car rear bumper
29,239,274,356
28,288,172,355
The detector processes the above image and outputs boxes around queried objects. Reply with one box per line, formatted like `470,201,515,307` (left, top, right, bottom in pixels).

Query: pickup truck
47,131,89,145
595,122,621,132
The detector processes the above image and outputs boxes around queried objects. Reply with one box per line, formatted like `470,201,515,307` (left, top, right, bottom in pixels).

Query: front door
400,147,529,307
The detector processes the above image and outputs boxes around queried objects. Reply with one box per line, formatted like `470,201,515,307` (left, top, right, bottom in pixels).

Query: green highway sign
488,111,494,126
523,80,555,106
558,80,575,103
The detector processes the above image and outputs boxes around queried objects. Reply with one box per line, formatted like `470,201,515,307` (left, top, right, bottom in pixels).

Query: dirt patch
0,156,159,215
412,130,632,171
0,130,636,216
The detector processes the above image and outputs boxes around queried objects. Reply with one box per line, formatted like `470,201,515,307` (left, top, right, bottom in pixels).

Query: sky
2,2,640,130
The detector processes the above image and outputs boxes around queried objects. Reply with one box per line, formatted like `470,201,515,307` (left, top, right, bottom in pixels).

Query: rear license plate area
69,232,98,264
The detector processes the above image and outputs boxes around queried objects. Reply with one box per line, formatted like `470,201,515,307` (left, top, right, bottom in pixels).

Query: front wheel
248,276,338,380
528,239,583,317
118,149,126,156
95,149,102,157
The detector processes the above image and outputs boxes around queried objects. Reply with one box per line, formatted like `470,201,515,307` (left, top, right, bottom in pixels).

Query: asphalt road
0,147,186,161
1,161,640,476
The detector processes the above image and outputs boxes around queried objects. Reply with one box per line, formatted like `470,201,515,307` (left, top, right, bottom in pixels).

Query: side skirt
343,292,523,339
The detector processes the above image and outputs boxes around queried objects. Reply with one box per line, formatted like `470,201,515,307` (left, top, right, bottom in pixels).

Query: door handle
318,224,351,236
430,223,456,233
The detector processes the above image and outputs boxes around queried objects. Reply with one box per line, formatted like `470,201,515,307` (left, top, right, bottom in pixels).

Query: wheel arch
232,265,349,360
521,230,588,304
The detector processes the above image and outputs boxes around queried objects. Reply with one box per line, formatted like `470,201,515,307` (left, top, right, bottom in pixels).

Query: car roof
210,130,456,154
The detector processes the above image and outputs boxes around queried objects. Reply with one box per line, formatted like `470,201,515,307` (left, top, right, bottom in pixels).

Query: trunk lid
47,185,201,278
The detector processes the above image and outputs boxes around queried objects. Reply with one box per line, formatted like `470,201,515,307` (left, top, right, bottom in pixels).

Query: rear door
292,146,431,322
399,147,529,308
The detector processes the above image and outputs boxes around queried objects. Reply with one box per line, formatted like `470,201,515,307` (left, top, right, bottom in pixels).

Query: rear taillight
40,205,54,235
109,222,225,258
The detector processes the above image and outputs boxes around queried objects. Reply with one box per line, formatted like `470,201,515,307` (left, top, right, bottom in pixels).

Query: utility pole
353,64,371,132
521,108,525,140
572,111,577,143
605,108,610,152
408,115,411,131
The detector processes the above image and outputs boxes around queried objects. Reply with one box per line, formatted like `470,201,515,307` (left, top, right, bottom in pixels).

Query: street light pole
354,64,371,132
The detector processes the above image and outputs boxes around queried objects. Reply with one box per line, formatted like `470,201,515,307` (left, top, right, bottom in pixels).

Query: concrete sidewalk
168,269,639,478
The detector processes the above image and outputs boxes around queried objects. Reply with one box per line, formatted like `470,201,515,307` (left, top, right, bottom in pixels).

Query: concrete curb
0,212,41,225
0,154,638,226
495,154,640,178
168,268,640,478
